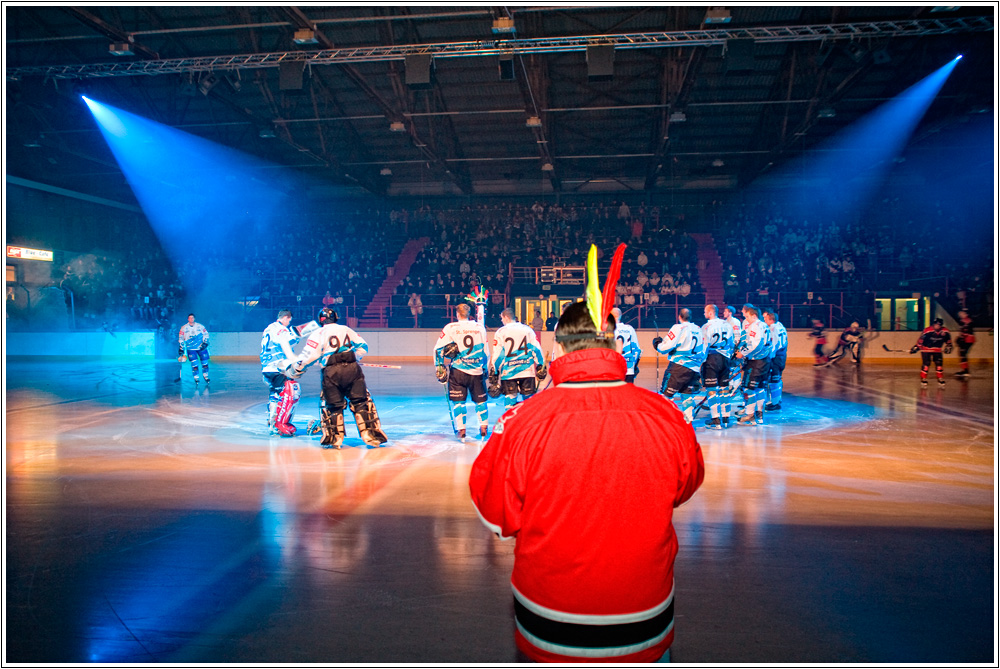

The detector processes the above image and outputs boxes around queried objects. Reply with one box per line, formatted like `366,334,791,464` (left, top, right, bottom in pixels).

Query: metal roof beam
9,17,992,80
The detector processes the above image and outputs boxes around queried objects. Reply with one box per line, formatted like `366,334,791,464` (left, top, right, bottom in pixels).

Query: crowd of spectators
394,201,701,326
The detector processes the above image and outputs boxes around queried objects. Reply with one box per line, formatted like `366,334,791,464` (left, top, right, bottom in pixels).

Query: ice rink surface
4,358,995,663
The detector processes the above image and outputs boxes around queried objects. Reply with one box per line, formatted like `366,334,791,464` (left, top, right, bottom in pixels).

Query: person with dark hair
700,304,734,429
260,309,301,436
734,303,772,426
722,305,745,401
808,318,828,366
469,300,704,663
825,321,864,366
652,307,706,424
611,307,642,383
178,313,210,385
489,308,545,414
911,317,952,386
435,302,490,441
955,310,974,377
291,308,387,449
762,309,788,411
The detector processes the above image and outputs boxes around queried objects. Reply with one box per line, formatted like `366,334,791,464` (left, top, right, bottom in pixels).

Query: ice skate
920,379,928,387
456,428,466,442
755,411,764,425
765,402,781,412
955,369,969,378
480,425,489,439
306,419,318,436
194,376,199,385
937,378,946,386
706,418,723,430
737,413,756,426
276,422,296,437
203,373,210,385
361,429,388,448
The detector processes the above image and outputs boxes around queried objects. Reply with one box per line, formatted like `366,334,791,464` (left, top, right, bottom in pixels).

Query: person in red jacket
910,317,952,386
469,301,705,663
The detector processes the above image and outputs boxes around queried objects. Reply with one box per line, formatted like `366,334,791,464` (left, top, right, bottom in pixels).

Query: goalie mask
318,307,339,325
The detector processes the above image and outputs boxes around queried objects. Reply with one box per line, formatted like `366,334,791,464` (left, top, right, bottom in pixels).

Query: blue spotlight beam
758,57,963,222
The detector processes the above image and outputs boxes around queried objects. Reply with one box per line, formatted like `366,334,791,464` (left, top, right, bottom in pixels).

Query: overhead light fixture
712,159,725,167
389,121,406,132
669,111,687,122
258,124,277,138
541,162,554,172
293,29,319,45
526,116,542,128
704,7,732,24
492,17,515,34
380,167,392,176
930,6,960,11
198,73,219,96
817,106,836,118
109,42,134,56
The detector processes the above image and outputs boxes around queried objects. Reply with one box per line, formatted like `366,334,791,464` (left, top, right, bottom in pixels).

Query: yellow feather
585,245,603,331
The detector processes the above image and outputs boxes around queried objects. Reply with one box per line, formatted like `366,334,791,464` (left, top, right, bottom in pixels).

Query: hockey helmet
318,307,339,325
932,317,944,327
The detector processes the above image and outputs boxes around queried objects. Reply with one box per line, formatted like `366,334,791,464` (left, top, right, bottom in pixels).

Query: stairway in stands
688,232,726,307
358,237,429,328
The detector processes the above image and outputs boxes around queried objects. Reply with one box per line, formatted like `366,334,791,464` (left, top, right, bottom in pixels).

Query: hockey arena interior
4,5,996,665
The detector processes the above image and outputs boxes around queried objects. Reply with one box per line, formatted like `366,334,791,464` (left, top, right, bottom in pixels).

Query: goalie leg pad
350,393,388,446
320,408,346,449
275,380,300,434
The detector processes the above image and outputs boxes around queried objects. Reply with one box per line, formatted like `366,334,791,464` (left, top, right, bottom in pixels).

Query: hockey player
808,318,828,366
260,309,301,436
489,308,546,414
652,308,706,424
611,307,642,383
722,305,745,395
178,313,210,385
700,304,734,430
955,310,974,377
762,309,788,411
291,308,388,449
911,317,952,386
826,322,864,366
435,303,490,441
734,304,772,426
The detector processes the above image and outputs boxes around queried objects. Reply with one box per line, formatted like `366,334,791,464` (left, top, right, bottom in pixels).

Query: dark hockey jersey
916,326,951,352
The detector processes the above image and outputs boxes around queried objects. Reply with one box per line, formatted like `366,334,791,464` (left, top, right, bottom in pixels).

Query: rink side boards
4,330,994,364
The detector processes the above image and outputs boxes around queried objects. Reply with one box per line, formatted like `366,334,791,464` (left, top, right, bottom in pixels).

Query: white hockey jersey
614,321,642,375
435,318,489,375
769,321,788,355
294,322,369,372
490,321,544,380
179,322,209,350
740,318,772,360
701,317,734,359
656,321,706,372
260,320,299,373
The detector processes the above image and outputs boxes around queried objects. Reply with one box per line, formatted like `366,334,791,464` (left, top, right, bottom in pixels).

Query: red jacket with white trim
469,347,704,662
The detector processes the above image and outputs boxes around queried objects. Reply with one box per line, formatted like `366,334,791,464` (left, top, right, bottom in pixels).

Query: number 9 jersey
436,319,489,375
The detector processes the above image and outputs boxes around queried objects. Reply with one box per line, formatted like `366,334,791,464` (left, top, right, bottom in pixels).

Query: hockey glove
177,355,187,363
535,365,548,381
909,345,920,355
435,365,449,384
487,374,502,398
441,342,460,360
651,336,663,349
943,342,953,354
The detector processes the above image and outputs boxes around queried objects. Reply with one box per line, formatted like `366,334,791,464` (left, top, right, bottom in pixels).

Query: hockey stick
881,344,913,353
653,318,660,391
360,363,402,369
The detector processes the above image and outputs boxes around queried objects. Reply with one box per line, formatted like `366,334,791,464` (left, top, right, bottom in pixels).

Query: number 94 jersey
436,319,489,375
490,321,544,380
297,323,369,369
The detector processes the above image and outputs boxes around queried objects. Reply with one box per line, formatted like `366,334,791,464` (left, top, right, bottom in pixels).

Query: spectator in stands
531,310,543,341
408,293,423,328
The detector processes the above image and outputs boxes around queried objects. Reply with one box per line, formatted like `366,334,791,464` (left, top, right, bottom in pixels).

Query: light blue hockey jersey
490,321,544,380
656,321,706,372
701,317,734,359
769,321,788,355
435,318,489,374
260,320,300,372
614,321,642,374
741,319,772,360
